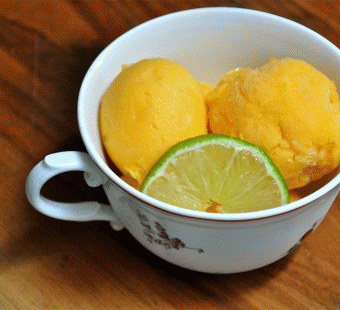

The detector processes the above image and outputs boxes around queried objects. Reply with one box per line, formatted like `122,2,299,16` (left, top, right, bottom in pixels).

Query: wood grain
0,1,339,309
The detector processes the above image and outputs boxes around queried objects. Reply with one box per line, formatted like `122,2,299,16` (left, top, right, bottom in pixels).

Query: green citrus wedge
141,134,290,213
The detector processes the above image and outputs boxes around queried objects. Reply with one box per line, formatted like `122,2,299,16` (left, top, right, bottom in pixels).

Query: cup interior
78,7,340,219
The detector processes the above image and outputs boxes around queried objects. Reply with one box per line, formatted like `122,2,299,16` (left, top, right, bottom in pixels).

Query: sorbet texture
207,58,340,189
100,58,207,184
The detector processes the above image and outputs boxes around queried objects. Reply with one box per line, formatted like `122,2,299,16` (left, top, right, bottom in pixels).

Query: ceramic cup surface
26,8,340,273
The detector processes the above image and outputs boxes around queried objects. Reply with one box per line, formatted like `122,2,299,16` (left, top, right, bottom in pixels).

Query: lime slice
141,134,290,213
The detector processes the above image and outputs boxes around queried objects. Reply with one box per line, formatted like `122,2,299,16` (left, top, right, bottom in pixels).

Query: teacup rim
78,7,340,221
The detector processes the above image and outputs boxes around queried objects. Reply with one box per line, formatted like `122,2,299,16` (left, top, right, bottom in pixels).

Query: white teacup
26,8,340,273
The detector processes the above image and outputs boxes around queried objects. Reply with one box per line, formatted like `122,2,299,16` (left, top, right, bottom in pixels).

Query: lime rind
141,134,290,211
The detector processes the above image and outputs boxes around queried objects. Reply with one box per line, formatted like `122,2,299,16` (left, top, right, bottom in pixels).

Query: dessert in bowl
26,7,340,273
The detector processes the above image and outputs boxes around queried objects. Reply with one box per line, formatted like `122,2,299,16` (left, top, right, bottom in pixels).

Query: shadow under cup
77,8,340,273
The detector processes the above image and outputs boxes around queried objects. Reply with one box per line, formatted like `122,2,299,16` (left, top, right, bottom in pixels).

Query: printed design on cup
286,219,322,255
136,209,204,253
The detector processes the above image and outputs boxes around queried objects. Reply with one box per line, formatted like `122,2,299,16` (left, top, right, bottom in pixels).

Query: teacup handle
25,151,124,230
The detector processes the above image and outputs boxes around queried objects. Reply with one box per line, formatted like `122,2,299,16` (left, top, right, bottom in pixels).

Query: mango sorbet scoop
207,58,340,189
100,58,207,185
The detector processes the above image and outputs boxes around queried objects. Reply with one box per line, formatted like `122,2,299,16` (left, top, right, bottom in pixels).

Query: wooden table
1,1,339,309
